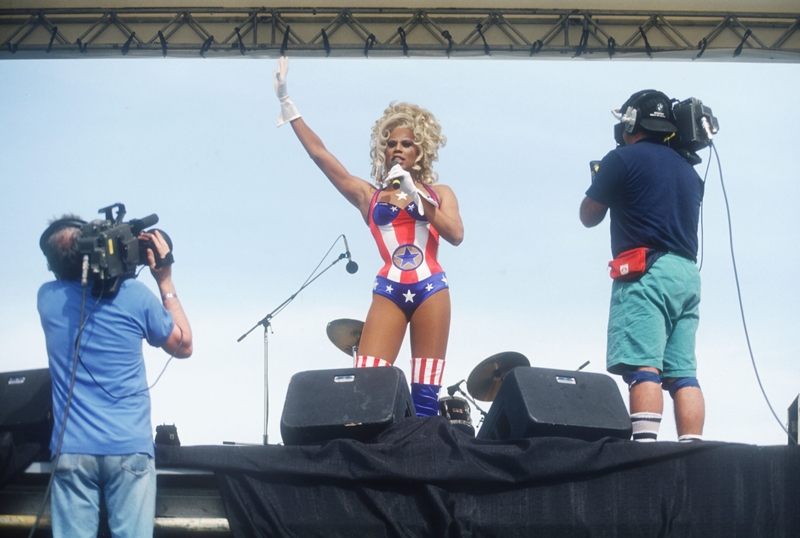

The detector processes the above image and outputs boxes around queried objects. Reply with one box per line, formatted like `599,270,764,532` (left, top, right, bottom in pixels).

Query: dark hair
43,216,83,280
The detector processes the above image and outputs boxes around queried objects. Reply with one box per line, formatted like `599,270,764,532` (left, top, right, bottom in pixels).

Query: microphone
129,214,159,235
389,159,402,190
446,380,464,397
342,235,358,274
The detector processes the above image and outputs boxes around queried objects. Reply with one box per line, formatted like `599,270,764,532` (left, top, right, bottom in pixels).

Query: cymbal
467,351,530,402
326,318,365,356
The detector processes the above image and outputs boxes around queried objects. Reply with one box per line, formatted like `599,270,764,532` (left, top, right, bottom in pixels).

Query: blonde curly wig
369,102,446,187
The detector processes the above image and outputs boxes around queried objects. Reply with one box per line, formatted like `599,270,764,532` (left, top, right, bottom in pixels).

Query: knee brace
663,377,700,398
621,370,661,390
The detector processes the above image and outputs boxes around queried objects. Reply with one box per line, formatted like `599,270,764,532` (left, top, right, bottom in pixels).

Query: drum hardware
326,318,364,362
439,395,475,436
442,379,487,435
466,351,531,402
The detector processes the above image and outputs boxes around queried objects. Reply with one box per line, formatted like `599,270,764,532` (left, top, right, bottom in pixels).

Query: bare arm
142,231,193,358
580,196,608,228
426,185,464,246
289,117,376,222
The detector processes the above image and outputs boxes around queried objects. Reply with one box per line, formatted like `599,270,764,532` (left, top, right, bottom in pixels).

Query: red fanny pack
608,248,665,281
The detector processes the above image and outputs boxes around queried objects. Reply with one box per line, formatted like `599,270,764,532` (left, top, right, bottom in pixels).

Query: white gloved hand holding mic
274,56,301,127
386,161,439,216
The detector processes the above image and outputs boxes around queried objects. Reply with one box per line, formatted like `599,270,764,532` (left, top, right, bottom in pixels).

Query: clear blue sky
1,57,797,445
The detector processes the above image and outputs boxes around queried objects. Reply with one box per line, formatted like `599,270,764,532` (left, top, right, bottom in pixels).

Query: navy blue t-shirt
586,139,704,261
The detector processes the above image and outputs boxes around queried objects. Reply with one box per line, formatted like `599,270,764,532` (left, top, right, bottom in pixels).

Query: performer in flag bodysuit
273,57,464,416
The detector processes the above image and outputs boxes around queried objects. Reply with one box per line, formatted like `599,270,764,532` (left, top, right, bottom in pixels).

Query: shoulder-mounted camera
668,97,720,165
595,91,720,178
78,203,172,297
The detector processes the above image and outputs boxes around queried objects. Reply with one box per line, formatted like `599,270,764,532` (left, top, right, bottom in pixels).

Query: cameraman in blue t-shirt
580,90,705,443
38,215,193,537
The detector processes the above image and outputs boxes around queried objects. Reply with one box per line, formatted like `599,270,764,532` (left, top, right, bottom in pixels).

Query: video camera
668,97,720,165
591,96,720,179
79,203,172,297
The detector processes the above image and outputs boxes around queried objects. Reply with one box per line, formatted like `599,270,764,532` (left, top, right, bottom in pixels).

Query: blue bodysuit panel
372,272,449,316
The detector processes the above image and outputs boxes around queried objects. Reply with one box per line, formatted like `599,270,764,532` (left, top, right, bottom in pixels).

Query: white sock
631,412,662,442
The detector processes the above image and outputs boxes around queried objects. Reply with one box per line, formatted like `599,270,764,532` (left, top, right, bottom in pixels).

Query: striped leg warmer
354,355,391,368
410,358,445,418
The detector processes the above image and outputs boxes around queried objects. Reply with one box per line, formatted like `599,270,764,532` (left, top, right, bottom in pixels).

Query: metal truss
1,7,799,61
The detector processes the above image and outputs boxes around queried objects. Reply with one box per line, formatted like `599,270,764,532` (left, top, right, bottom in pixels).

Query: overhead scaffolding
1,6,799,61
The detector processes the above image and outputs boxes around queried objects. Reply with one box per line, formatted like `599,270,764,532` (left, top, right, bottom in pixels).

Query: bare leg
628,367,664,416
409,289,451,359
357,295,408,364
627,366,664,441
673,387,705,437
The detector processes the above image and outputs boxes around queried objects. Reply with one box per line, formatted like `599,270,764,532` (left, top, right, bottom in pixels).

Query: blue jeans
51,453,156,538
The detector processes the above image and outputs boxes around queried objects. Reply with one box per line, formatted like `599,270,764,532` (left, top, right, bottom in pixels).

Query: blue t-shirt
586,139,704,261
38,278,174,458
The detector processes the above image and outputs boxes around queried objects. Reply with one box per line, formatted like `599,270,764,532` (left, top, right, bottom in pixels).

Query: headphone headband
39,218,86,254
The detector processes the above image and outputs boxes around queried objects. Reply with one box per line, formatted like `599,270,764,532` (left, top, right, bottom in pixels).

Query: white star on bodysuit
391,206,399,212
403,290,416,303
441,275,448,286
385,284,394,293
395,191,409,201
373,280,378,290
425,283,434,292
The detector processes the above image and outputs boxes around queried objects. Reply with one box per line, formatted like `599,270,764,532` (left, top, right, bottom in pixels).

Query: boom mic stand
237,237,353,445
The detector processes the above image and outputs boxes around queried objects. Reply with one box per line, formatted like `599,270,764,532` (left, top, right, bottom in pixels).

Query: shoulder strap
367,188,382,226
422,184,440,204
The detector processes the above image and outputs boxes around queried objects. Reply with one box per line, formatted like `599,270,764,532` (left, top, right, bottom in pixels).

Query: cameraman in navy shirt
580,90,705,443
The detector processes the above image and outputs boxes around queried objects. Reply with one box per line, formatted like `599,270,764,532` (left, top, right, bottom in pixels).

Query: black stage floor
3,417,800,537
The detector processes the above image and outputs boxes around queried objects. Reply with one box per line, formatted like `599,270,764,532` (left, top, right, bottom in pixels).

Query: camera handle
98,202,126,222
237,237,350,445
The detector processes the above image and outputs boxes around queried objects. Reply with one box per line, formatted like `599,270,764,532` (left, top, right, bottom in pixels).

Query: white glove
386,163,439,216
274,56,301,127
387,163,414,193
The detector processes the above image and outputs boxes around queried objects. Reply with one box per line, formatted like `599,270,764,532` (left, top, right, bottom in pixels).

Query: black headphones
39,218,86,255
614,90,676,146
620,90,674,133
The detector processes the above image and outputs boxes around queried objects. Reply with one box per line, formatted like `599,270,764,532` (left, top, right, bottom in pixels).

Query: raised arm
274,57,375,221
289,118,375,221
142,231,193,358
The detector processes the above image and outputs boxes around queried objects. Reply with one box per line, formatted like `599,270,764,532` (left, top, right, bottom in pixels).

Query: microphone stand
237,250,351,445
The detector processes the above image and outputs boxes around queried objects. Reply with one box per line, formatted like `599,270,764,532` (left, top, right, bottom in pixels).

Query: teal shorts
606,253,701,379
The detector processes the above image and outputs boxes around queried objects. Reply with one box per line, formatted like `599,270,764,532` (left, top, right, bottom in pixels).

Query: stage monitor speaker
280,367,416,446
0,368,53,443
476,367,632,442
789,395,799,445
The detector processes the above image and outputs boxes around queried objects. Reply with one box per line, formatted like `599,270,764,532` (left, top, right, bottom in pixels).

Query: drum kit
326,318,531,437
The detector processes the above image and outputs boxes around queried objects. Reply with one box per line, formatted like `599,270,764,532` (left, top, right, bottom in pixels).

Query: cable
74,268,185,399
269,235,346,321
696,147,714,273
79,328,184,399
713,142,795,443
27,272,97,538
27,270,185,535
